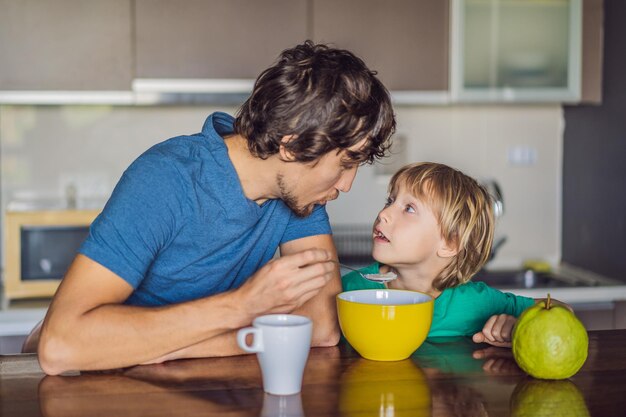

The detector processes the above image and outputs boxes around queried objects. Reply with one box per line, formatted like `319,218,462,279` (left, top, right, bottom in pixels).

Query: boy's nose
377,207,391,223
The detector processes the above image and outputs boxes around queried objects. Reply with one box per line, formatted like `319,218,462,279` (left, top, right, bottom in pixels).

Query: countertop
478,263,626,304
501,285,626,304
1,330,625,416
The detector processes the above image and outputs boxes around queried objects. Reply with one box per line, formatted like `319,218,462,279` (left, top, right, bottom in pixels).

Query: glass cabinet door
450,0,582,102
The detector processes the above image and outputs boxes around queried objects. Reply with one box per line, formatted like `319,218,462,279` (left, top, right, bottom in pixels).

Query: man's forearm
147,309,340,365
38,290,251,375
141,330,245,364
278,234,342,347
291,270,342,347
39,249,336,375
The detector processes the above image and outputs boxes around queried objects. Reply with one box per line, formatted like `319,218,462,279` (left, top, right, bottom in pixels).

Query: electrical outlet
507,145,537,166
59,172,111,199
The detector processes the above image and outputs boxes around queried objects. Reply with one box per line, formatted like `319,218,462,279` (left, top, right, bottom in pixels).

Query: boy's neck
381,263,443,298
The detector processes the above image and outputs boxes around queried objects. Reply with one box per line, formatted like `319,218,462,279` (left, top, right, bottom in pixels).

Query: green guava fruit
510,378,590,417
512,294,588,379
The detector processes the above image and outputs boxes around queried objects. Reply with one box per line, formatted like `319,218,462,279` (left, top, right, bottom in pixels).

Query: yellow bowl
337,289,434,361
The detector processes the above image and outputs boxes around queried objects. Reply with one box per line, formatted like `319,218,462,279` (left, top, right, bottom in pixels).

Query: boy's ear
279,135,297,162
437,239,459,259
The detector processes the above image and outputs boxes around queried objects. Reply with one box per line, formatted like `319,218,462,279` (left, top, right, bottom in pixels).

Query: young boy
342,162,538,347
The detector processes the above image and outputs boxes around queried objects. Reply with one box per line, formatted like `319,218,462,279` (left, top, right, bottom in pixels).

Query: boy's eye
405,205,416,214
384,197,394,207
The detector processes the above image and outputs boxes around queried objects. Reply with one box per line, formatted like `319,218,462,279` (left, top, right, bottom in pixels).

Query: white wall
0,104,562,270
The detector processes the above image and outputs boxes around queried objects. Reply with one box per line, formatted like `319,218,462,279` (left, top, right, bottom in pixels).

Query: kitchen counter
477,263,626,304
502,285,626,304
1,330,625,416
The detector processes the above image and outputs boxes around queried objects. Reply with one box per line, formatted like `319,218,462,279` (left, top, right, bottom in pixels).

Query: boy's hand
472,314,517,348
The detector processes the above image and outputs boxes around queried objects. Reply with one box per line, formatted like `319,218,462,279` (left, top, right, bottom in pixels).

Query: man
29,41,396,375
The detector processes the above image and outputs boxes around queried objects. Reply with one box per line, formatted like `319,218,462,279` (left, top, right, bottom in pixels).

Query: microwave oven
3,209,100,302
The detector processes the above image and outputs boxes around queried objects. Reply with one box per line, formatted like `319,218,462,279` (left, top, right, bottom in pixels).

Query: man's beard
277,174,315,218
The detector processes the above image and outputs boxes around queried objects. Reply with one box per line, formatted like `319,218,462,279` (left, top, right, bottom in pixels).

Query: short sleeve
280,204,331,244
79,152,185,288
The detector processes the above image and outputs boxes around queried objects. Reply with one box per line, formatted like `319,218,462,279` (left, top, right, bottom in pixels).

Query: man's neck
224,134,280,204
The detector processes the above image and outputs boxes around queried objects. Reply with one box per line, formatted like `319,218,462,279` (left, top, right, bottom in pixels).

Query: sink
473,269,598,289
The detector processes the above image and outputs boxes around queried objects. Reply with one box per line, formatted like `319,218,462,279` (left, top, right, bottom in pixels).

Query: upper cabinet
450,0,583,102
134,0,307,80
311,0,449,93
0,0,133,91
580,0,603,103
0,0,603,105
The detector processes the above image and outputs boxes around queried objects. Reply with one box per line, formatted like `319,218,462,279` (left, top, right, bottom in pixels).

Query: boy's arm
472,297,572,348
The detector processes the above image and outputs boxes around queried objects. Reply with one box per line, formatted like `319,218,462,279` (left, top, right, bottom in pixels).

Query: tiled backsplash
1,104,563,270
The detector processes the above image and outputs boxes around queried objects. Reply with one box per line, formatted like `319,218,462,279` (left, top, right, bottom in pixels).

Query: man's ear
279,135,297,162
437,238,459,259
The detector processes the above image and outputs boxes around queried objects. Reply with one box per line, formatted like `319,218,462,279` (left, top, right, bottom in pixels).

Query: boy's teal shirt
341,262,535,338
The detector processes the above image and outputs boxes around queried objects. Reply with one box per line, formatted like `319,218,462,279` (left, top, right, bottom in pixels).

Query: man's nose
336,167,358,193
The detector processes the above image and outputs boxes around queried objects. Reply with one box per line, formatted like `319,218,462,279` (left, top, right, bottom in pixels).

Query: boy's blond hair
388,162,495,291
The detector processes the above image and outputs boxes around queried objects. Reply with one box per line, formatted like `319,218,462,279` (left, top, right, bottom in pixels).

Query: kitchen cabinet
575,302,616,330
134,0,308,80
0,335,26,355
450,0,583,102
573,301,626,330
0,0,133,91
311,0,449,93
580,0,603,103
0,0,603,105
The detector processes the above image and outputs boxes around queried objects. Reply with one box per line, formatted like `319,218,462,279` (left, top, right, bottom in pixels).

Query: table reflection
260,393,304,417
414,337,522,377
339,358,431,417
38,355,265,417
509,378,590,417
32,338,593,417
36,347,344,417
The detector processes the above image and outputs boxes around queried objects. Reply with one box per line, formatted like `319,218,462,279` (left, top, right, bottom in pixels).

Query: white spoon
337,262,397,284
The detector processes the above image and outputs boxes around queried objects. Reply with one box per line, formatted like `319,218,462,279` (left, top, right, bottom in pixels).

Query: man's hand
472,314,517,348
234,248,336,320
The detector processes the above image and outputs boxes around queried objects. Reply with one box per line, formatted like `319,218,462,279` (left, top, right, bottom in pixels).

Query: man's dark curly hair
234,41,396,164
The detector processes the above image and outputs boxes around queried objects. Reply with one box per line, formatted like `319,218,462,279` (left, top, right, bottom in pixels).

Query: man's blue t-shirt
80,112,331,306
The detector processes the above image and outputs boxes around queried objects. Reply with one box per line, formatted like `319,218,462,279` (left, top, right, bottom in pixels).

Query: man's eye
341,162,358,170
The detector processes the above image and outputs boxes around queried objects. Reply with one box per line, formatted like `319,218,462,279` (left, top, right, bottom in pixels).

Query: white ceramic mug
237,314,312,395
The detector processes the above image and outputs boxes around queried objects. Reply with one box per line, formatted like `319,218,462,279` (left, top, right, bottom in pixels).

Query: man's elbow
315,330,341,347
38,327,77,376
311,323,341,347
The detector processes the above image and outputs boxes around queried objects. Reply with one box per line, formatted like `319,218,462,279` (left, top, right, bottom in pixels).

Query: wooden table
2,330,625,417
